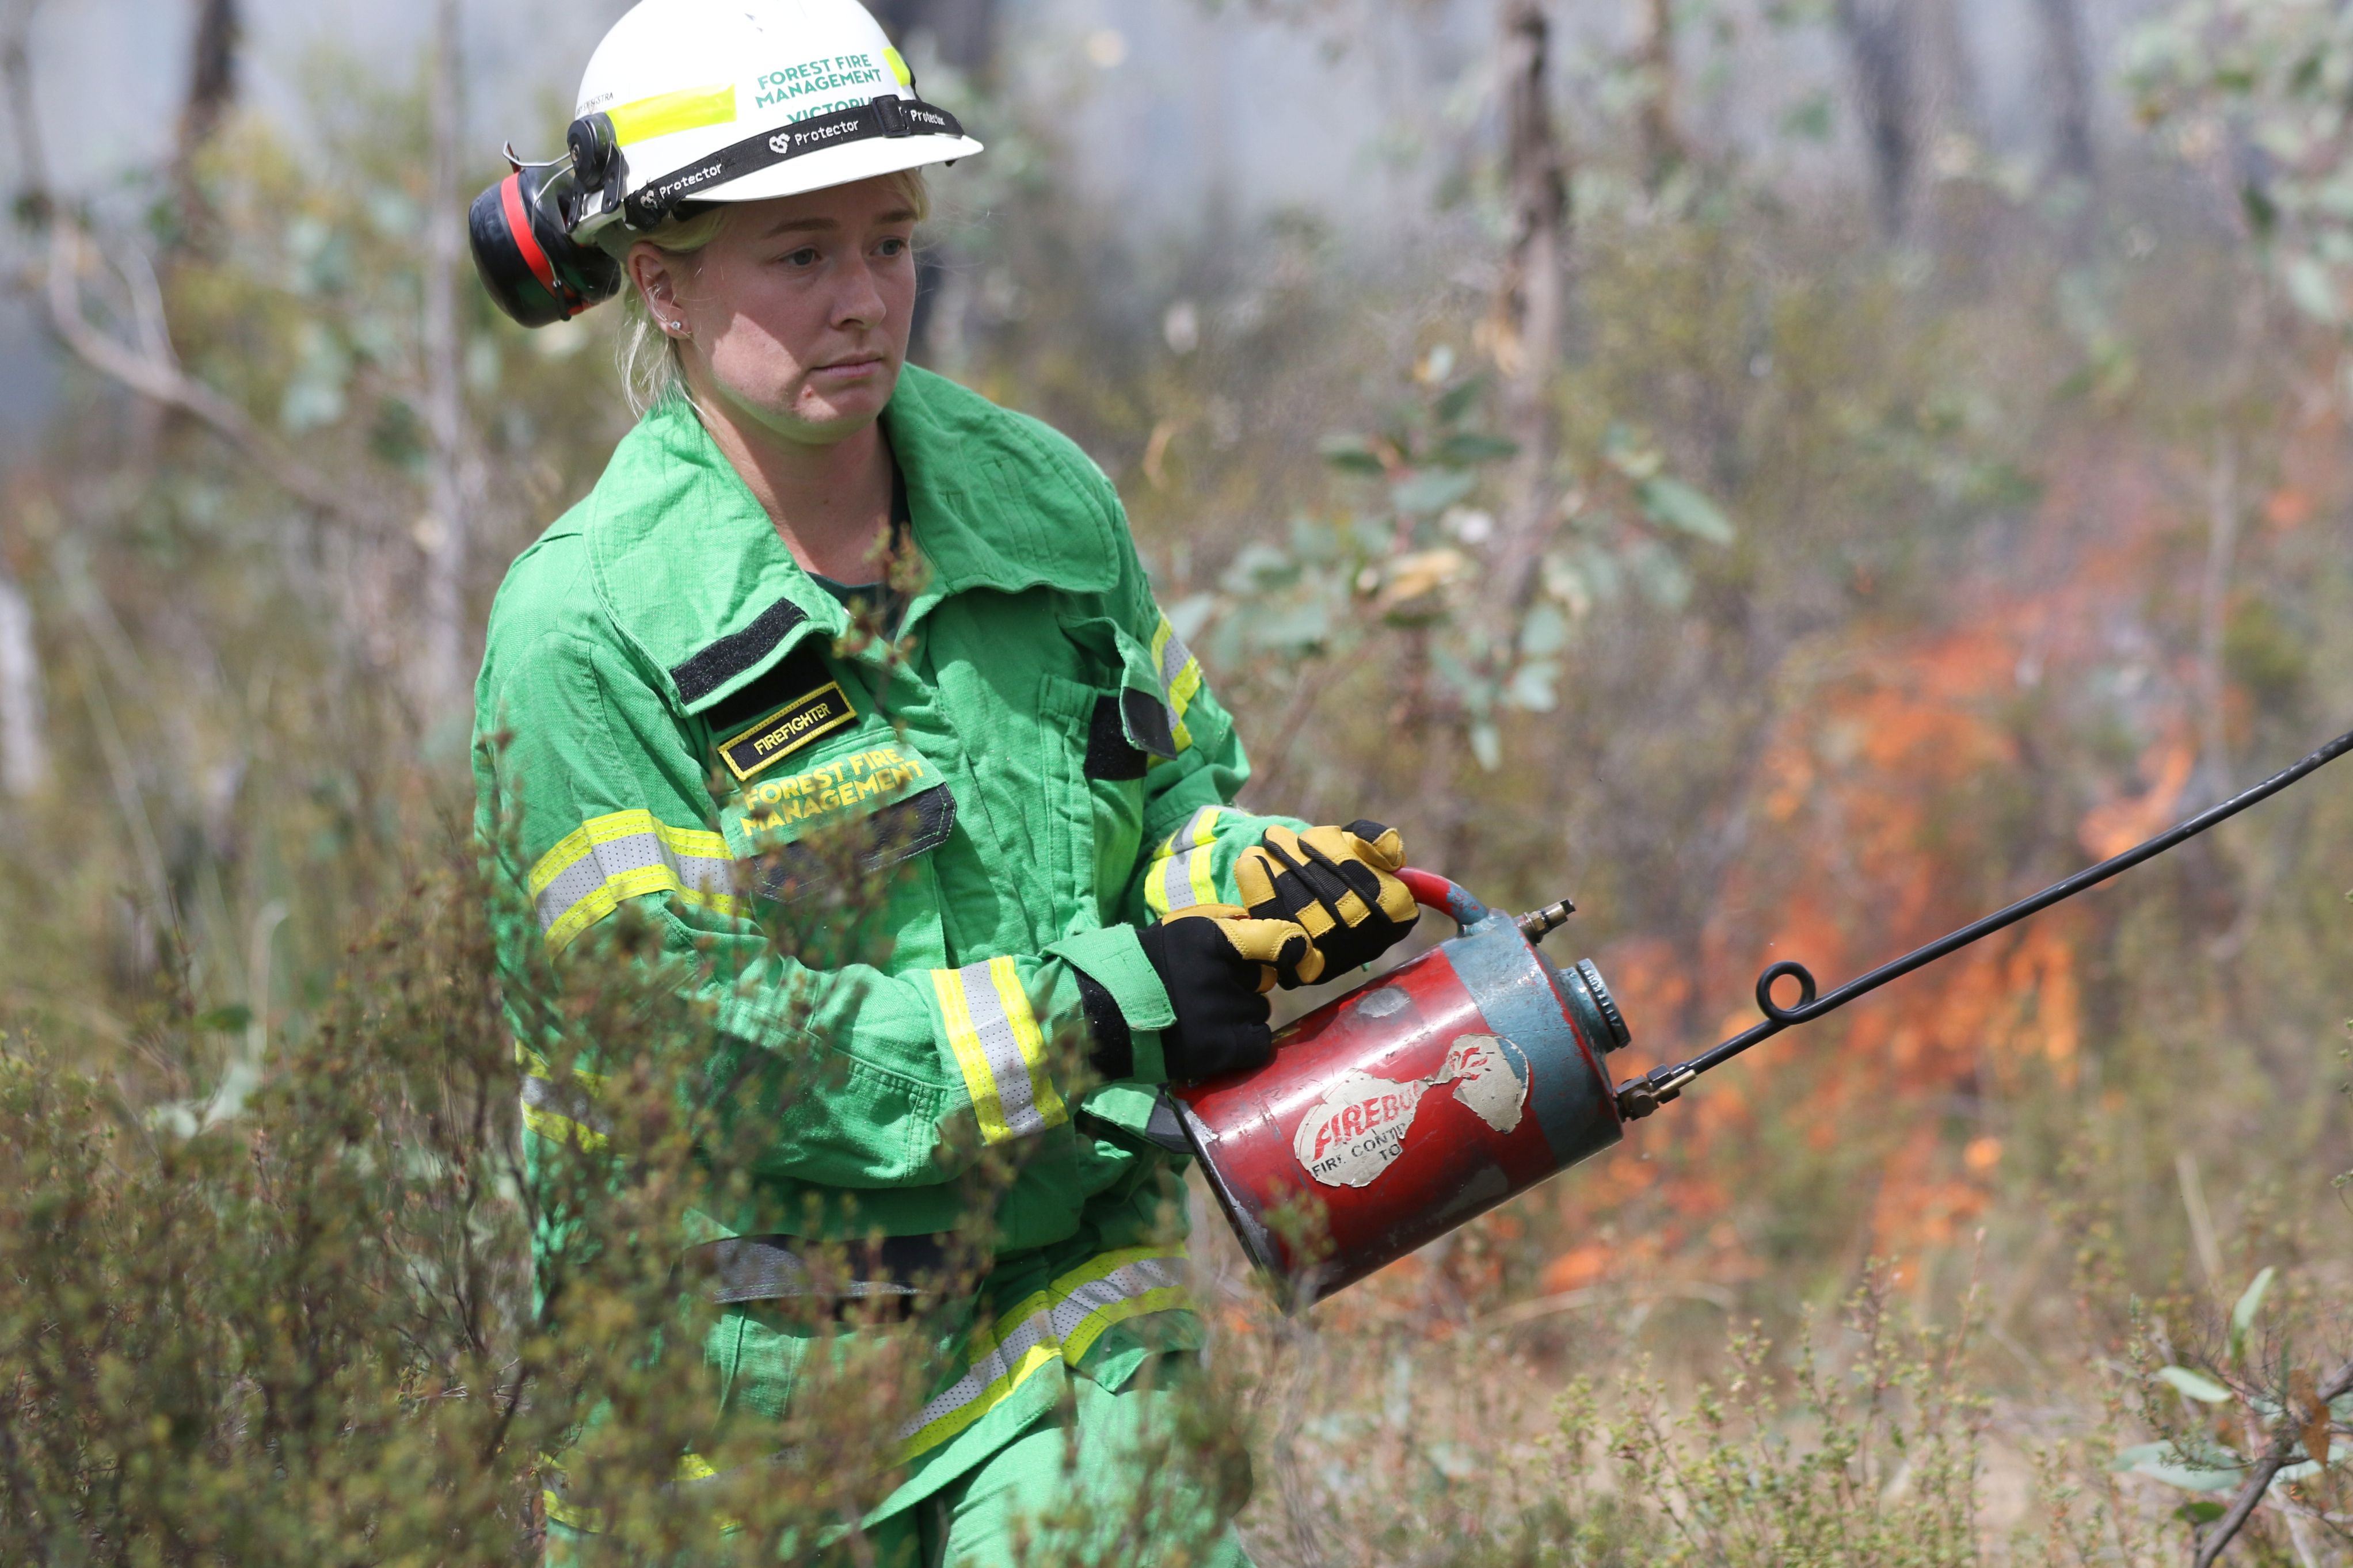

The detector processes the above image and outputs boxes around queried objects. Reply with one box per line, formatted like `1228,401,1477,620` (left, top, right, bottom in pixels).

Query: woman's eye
781,246,821,268
876,236,908,258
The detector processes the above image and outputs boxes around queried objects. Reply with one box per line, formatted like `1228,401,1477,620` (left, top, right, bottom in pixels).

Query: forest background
2,0,2352,1562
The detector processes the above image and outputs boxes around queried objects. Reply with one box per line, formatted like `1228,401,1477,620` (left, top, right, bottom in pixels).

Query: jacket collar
585,367,1121,714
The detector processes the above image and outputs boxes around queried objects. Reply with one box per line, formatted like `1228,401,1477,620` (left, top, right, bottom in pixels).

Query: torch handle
1617,722,2353,1118
1398,867,1492,932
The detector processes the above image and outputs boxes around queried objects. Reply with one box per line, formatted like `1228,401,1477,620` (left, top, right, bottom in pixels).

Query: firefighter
471,1,1421,1561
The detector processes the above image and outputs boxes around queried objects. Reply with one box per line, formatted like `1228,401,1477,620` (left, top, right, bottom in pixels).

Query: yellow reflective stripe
932,966,1012,1144
1167,661,1203,752
894,1341,1063,1460
515,1043,611,1150
1185,846,1217,909
520,1104,607,1150
893,1247,1193,1462
1158,805,1220,857
527,808,744,951
884,46,913,87
539,1453,733,1537
1061,1284,1193,1365
1151,613,1205,753
988,955,1067,1131
932,959,1065,1143
514,1042,608,1098
1145,807,1223,915
543,1487,599,1532
607,83,738,145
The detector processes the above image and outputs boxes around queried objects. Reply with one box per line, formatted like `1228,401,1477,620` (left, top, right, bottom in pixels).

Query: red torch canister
1170,870,1632,1308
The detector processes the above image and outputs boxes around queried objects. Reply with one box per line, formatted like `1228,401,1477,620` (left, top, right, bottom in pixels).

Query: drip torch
1156,726,2353,1310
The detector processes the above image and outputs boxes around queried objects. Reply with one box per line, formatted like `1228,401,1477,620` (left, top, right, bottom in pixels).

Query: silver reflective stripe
1155,849,1208,914
1158,626,1193,699
953,961,1052,1139
892,1250,1191,1452
1147,806,1222,915
528,809,741,949
1048,1254,1186,1340
533,852,614,933
898,1304,1059,1439
518,1071,609,1134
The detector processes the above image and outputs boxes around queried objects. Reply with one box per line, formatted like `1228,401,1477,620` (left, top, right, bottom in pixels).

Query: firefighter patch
717,681,856,780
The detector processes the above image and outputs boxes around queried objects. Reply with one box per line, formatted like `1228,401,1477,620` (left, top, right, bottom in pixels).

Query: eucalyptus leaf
2157,1366,2233,1403
1318,432,1386,475
2286,255,2341,322
1391,468,1478,517
1628,539,1693,611
1469,721,1501,773
2231,1266,2276,1361
1431,432,1519,467
1518,602,1570,658
1433,375,1488,425
2111,1437,2245,1490
1638,476,1737,544
1222,542,1299,594
1505,659,1559,713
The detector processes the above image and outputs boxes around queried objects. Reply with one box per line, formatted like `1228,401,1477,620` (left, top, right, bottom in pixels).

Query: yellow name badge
717,682,856,781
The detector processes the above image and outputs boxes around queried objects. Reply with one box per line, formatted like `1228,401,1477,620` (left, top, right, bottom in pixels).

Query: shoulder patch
671,596,810,705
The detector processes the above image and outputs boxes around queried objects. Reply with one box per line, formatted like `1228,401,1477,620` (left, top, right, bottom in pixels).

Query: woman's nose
833,257,889,330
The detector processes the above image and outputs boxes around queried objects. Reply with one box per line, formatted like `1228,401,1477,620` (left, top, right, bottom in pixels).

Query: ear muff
466,163,622,329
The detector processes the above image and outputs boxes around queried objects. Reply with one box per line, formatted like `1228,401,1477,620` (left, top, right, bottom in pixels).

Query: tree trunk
1833,0,1917,239
1488,0,1569,619
1916,0,1979,146
178,0,237,150
1635,0,1683,190
0,570,48,798
419,0,473,712
2033,0,2096,185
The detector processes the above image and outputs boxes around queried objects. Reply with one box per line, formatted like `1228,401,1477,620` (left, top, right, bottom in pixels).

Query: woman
471,2,1421,1562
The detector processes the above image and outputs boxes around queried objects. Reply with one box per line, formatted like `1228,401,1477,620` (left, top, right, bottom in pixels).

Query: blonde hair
607,167,932,416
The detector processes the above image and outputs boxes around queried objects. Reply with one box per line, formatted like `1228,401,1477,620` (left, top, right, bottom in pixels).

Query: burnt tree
1834,0,1917,238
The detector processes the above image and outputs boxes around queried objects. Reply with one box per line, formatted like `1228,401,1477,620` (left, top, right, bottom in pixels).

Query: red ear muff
467,165,622,328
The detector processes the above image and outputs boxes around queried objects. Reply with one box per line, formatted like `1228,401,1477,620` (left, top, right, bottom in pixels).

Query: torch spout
1617,721,2353,1121
1517,899,1576,944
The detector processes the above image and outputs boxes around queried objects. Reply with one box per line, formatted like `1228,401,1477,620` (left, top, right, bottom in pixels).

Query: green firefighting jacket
471,366,1298,1521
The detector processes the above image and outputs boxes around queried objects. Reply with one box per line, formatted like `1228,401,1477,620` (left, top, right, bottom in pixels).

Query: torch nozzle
1615,1063,1695,1120
1516,899,1576,944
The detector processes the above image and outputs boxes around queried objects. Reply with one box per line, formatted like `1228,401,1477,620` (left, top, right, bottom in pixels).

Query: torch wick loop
1615,721,2353,1121
1755,960,1818,1023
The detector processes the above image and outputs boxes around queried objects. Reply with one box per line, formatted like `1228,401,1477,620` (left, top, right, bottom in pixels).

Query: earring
669,320,688,334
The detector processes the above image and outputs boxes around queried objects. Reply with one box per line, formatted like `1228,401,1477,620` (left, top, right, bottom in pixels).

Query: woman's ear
628,242,688,334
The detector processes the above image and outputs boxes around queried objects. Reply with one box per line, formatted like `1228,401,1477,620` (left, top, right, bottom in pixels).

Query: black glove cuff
1073,967,1133,1080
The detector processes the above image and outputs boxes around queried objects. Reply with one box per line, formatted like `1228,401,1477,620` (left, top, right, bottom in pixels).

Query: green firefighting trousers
543,1355,1256,1566
475,367,1301,1547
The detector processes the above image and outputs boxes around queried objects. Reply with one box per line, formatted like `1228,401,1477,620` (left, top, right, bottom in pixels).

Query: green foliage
2129,0,2353,335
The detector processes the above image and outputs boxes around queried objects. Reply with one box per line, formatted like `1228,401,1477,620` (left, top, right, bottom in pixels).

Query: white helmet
568,0,983,236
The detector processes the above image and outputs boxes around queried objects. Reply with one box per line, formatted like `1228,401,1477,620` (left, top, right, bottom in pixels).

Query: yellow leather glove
1233,821,1420,988
1138,905,1316,1081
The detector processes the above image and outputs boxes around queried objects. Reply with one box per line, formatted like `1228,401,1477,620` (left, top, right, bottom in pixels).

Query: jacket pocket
1042,672,1145,924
